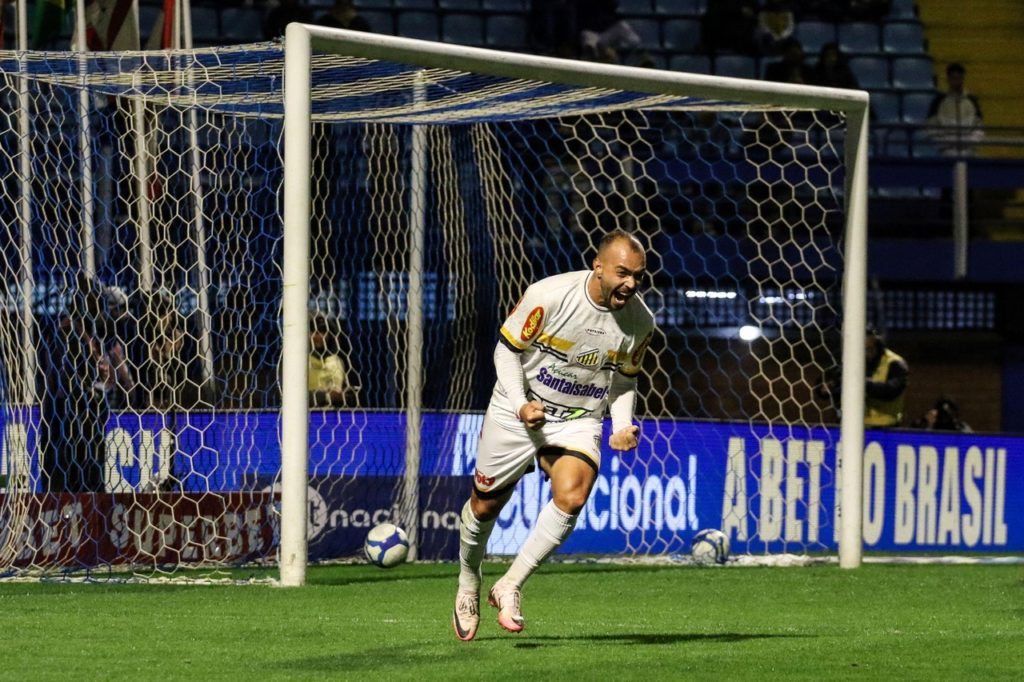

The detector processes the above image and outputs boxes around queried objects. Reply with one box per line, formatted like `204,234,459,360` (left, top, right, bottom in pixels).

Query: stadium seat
872,91,901,124
439,0,481,9
442,14,485,46
848,56,889,88
669,54,711,74
662,19,700,52
714,55,756,79
837,22,880,54
889,0,918,19
629,18,662,50
138,4,162,44
619,0,654,15
655,0,707,14
355,0,393,7
882,21,926,54
220,8,263,42
795,21,836,56
877,128,910,158
393,0,435,8
481,0,524,10
397,11,440,41
485,14,527,48
362,10,395,34
892,57,934,89
901,90,936,123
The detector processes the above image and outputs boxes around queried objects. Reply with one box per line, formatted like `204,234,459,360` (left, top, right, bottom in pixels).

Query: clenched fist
517,401,547,430
609,425,639,451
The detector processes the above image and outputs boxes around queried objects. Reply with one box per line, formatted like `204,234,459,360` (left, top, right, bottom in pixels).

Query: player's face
593,241,646,310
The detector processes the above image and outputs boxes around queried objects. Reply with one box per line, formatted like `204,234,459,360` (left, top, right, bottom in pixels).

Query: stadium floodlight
0,25,867,581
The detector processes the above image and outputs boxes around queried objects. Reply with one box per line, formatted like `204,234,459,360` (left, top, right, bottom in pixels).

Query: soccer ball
690,528,730,565
364,523,409,568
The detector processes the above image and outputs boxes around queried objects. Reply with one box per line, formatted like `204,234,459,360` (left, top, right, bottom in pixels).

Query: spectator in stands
755,0,795,56
807,42,859,90
764,38,809,84
145,289,187,410
528,0,578,58
818,326,909,427
91,286,135,411
912,396,972,432
700,0,758,56
308,314,359,408
263,0,313,40
314,0,371,32
576,0,640,63
927,63,984,157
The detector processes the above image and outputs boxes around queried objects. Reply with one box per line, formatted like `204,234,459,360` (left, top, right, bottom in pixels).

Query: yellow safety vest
864,349,906,427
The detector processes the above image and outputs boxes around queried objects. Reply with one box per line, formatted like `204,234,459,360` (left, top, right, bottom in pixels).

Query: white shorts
472,405,603,498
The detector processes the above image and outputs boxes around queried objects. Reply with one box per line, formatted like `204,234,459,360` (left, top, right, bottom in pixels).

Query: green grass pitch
1,562,1021,680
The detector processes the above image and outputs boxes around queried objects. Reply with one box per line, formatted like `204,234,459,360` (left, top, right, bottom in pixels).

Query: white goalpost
0,26,868,581
279,25,869,584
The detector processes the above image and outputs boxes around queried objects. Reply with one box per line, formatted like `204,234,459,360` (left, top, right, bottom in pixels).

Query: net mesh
0,43,847,577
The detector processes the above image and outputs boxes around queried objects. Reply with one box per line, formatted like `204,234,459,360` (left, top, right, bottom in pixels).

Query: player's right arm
494,282,550,429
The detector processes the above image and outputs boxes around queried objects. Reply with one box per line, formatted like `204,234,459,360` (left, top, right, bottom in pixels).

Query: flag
32,0,71,50
79,0,139,51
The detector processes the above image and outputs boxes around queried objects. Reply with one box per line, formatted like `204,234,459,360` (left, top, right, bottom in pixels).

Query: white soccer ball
364,523,410,568
690,528,730,565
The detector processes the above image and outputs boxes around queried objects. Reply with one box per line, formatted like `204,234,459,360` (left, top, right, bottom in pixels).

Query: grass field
1,562,1021,680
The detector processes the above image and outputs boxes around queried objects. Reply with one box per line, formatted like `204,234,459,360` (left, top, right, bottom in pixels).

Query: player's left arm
607,325,654,451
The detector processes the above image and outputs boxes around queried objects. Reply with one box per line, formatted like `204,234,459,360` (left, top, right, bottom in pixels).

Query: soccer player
452,229,656,641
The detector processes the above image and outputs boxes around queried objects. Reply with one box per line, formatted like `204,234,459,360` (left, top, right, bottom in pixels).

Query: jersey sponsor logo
528,391,595,421
536,366,609,401
585,328,605,336
632,332,653,366
572,347,602,368
520,306,544,342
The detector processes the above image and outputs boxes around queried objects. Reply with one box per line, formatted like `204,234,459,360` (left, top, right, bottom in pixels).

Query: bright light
738,325,762,341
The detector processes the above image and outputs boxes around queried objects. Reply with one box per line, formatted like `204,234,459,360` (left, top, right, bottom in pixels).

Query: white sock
503,500,578,589
458,500,495,593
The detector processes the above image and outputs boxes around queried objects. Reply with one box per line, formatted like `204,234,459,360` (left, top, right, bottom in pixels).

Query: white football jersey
492,270,655,423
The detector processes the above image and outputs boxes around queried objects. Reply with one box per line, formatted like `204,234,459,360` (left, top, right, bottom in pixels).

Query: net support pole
280,23,313,587
402,73,427,561
839,103,869,569
952,160,968,279
181,0,216,388
74,0,95,277
16,0,35,407
131,78,154,292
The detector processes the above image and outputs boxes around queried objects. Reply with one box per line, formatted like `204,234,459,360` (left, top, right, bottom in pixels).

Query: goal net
0,30,868,579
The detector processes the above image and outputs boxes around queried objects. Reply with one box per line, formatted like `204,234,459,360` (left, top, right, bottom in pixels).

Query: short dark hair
947,62,966,76
597,229,644,256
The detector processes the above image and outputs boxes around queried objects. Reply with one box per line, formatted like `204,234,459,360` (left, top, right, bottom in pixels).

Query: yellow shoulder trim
536,333,575,351
499,326,528,350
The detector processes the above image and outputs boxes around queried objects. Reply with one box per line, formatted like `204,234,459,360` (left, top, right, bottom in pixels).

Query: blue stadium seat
889,0,917,19
837,22,880,54
394,0,435,8
892,57,934,89
362,10,395,34
714,55,756,79
795,21,836,56
355,0,393,7
655,0,707,14
669,54,711,74
620,0,654,15
882,21,926,54
481,0,524,9
662,19,700,52
901,90,936,123
439,0,480,9
629,18,662,50
872,91,900,124
220,8,263,42
398,11,440,41
485,14,527,48
443,13,484,46
877,128,909,158
848,56,890,88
